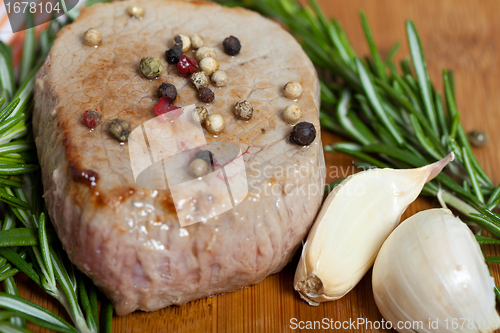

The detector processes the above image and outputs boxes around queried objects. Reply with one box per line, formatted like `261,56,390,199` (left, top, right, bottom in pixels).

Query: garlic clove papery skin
294,154,454,306
372,209,500,333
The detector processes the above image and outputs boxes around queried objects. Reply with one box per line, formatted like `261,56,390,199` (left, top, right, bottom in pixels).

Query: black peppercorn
165,46,183,64
223,36,241,56
289,122,316,146
157,82,177,102
174,35,183,50
198,87,215,103
195,150,214,166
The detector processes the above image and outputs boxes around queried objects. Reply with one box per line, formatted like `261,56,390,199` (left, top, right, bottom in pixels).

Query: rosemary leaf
360,12,388,82
476,236,500,245
356,58,404,145
19,15,35,84
0,293,77,333
406,20,439,136
0,248,39,286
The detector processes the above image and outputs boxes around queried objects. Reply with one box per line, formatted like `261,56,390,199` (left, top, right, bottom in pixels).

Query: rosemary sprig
3,0,498,328
216,0,497,214
0,6,113,333
214,0,500,297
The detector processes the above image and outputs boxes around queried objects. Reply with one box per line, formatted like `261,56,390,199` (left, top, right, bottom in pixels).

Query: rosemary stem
440,190,479,216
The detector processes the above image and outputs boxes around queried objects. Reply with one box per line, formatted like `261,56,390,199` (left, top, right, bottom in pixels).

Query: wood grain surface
17,0,500,332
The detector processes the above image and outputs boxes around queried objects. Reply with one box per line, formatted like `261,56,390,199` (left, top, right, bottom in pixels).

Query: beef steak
33,0,325,315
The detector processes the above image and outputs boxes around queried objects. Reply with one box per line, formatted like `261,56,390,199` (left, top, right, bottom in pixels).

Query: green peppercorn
140,56,164,79
468,130,489,147
110,118,132,142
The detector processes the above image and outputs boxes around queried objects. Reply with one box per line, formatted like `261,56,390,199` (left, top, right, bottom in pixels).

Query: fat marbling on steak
33,0,325,315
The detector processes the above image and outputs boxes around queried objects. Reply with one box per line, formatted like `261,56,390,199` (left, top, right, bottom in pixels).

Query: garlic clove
294,153,454,306
373,208,500,333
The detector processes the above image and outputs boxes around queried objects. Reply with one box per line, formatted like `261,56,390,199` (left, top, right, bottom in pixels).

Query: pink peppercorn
81,109,102,128
154,97,182,121
177,55,198,76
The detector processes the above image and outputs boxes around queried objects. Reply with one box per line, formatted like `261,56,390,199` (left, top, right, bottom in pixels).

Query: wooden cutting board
18,0,500,331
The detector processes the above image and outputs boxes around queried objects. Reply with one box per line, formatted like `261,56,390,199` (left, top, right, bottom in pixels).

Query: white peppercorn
283,104,301,124
211,70,228,87
284,81,303,99
127,6,145,18
195,46,217,62
199,57,220,76
174,34,191,52
190,34,204,50
83,28,102,47
192,106,209,124
194,150,214,166
205,114,225,134
234,100,253,120
189,158,209,177
191,72,210,90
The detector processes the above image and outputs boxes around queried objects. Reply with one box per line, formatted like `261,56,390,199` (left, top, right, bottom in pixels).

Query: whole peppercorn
223,36,241,56
191,72,210,90
283,104,301,124
140,56,164,79
110,118,132,142
195,150,214,166
83,28,102,47
199,57,220,76
191,34,204,50
468,130,489,147
165,46,183,64
234,100,253,120
198,87,215,103
192,106,209,124
177,55,198,75
157,82,177,102
81,109,102,128
189,158,209,177
195,46,217,62
127,6,145,18
155,97,182,120
174,34,191,52
205,114,225,134
211,70,228,87
289,122,316,146
284,81,303,99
